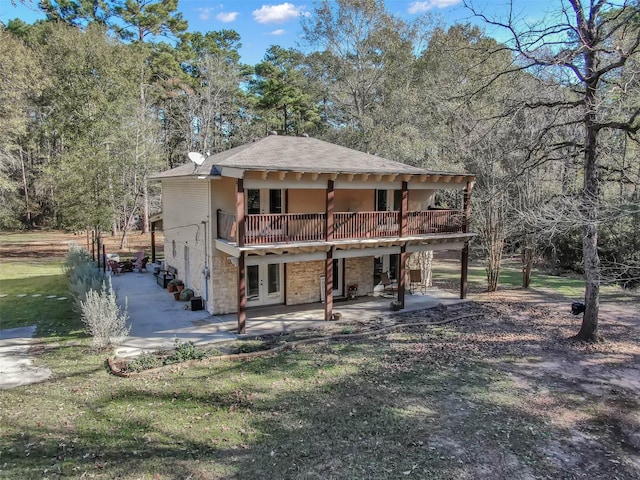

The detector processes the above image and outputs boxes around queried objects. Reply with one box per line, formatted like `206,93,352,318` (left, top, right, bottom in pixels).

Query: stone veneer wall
286,260,324,305
211,255,238,314
345,257,374,296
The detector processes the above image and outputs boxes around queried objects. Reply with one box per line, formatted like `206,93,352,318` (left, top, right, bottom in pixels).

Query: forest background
1,0,638,341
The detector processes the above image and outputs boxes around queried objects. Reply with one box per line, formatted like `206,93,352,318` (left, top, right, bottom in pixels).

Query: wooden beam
399,245,406,309
261,171,269,180
326,180,334,241
329,173,338,181
237,252,246,334
460,181,472,299
361,173,370,181
402,174,412,183
345,173,355,182
294,172,303,181
325,249,333,321
388,174,398,182
400,181,408,237
236,179,245,248
311,172,320,181
375,174,384,181
278,171,287,180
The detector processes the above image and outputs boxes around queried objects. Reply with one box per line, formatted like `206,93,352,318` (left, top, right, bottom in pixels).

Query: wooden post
236,179,245,248
460,181,473,299
399,245,406,308
237,252,246,334
325,249,333,321
91,230,95,261
326,180,334,241
151,221,156,264
102,244,106,274
400,181,408,237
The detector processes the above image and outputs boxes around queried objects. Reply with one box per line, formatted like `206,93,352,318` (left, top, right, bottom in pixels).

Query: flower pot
176,285,185,293
173,292,181,301
167,284,176,293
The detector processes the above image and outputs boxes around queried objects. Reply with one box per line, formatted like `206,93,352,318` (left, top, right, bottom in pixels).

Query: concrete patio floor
112,264,466,357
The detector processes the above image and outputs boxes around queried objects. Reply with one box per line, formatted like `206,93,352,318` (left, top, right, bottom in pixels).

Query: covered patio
111,263,468,357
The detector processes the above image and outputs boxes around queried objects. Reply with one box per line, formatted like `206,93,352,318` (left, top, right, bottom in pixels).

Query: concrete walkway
112,265,465,357
0,326,52,390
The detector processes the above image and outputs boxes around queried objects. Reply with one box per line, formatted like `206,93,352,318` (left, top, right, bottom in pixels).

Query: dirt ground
0,230,162,259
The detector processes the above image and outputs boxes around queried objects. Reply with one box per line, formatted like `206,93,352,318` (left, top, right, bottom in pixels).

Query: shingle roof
151,135,468,179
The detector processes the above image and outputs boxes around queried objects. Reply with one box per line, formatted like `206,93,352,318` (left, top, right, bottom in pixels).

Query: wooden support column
326,180,334,241
325,180,334,321
325,249,333,321
400,181,408,237
237,252,246,334
150,222,156,264
460,181,473,299
398,244,407,308
236,179,245,248
236,178,246,333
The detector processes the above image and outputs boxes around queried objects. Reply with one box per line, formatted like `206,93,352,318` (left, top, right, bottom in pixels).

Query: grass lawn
1,305,638,479
431,257,624,300
0,258,83,338
0,233,637,479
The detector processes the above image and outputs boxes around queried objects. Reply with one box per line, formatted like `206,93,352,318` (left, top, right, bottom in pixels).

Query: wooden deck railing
217,209,464,245
334,211,400,239
406,210,464,235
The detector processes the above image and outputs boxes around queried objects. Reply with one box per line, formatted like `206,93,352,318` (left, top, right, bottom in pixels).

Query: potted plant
167,279,179,293
176,280,185,293
179,288,194,301
390,300,402,311
173,291,181,301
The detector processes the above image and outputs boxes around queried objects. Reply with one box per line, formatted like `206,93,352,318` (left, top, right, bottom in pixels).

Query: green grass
1,324,636,480
432,259,624,299
0,259,83,339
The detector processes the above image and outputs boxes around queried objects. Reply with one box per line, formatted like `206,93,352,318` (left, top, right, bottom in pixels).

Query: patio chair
134,256,149,273
409,269,425,294
108,259,122,275
380,272,396,296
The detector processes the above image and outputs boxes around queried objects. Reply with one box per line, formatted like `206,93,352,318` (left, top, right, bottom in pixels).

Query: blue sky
2,1,553,65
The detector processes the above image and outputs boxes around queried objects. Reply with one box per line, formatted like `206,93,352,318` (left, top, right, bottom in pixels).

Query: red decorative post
237,252,246,334
398,181,408,308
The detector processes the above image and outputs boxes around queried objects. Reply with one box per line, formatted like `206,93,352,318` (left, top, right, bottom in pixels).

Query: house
152,134,475,333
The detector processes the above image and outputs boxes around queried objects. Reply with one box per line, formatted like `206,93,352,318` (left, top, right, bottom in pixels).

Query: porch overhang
215,232,476,259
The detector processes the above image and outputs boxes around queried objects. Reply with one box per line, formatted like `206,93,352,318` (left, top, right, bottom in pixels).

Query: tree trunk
19,148,31,226
522,244,533,289
574,63,602,342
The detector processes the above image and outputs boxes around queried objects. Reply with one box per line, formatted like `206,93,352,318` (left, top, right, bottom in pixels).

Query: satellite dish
188,152,206,166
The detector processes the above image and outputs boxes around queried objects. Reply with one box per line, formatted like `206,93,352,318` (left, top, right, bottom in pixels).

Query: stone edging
107,313,483,378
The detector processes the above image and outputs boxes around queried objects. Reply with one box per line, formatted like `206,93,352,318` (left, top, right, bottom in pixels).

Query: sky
1,0,554,66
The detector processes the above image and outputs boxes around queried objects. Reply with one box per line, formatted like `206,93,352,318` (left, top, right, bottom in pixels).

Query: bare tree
467,0,640,341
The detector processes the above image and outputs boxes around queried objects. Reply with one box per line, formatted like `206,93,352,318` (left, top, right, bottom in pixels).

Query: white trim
215,239,239,257
334,246,401,259
335,181,402,190
407,241,466,252
409,182,467,190
221,167,244,178
245,251,326,266
245,179,327,190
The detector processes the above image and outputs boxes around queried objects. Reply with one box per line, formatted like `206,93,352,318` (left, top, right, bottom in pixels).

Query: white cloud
216,11,238,23
197,7,214,20
408,0,462,14
253,3,308,24
271,29,286,36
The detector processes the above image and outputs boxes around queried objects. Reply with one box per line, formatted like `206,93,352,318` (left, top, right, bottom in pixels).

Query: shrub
80,277,130,350
164,341,206,364
66,244,104,312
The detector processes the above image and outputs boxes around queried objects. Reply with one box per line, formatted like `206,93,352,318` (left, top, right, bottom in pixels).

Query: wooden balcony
217,209,465,246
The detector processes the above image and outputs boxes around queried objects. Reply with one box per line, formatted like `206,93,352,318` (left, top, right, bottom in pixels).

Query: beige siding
161,178,209,306
335,189,374,212
288,189,325,213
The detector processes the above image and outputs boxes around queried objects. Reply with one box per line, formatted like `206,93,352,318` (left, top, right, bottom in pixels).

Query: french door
247,189,283,214
246,263,284,306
